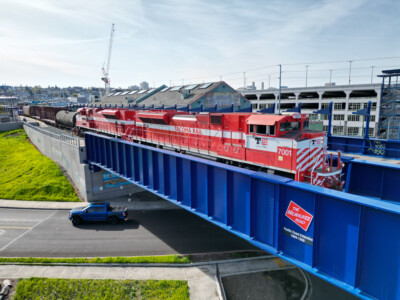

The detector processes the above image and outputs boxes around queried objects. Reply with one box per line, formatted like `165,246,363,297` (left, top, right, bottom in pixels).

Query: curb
0,255,275,269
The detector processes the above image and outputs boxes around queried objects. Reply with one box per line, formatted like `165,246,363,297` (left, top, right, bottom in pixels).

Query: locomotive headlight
326,167,331,172
341,163,345,168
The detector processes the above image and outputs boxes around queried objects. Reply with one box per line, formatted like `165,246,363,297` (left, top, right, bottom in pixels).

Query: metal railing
23,122,84,147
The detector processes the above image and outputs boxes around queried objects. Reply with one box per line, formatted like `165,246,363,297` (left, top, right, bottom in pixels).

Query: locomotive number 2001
278,147,292,157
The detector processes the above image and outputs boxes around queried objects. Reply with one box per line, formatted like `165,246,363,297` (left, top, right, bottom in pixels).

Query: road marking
273,258,287,268
0,226,32,230
0,211,56,252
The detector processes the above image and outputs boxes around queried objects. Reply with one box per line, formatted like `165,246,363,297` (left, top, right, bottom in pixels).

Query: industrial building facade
241,83,381,137
100,81,252,111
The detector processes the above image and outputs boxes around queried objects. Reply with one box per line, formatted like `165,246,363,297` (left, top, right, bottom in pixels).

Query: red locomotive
76,107,344,189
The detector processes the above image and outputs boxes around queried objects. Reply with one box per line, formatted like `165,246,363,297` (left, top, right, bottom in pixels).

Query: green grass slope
14,278,190,300
0,129,79,202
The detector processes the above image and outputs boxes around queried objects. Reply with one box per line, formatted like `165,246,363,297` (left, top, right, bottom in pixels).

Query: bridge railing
328,135,400,158
23,122,84,147
85,132,400,300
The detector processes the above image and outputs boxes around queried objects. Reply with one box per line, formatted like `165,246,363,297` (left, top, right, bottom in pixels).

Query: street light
305,65,309,87
348,60,353,85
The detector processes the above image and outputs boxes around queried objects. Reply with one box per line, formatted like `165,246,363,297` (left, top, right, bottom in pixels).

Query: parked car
68,202,128,225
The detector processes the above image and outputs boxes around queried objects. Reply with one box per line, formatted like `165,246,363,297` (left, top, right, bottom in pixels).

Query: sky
1,0,400,89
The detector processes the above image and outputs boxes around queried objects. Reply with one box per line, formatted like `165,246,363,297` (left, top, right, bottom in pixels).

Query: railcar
22,105,66,125
76,107,344,189
55,110,77,129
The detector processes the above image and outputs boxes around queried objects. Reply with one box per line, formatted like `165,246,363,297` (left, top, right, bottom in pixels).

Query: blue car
68,202,128,226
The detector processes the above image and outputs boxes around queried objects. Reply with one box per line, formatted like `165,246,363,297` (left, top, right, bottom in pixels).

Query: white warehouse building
241,83,381,137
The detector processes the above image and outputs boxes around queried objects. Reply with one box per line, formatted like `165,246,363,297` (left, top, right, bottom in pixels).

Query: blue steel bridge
85,132,400,300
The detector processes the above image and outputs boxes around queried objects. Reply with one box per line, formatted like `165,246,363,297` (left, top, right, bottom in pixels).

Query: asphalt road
0,208,257,257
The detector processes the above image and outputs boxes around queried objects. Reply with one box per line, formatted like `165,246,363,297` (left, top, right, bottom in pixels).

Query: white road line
0,226,31,230
0,211,56,252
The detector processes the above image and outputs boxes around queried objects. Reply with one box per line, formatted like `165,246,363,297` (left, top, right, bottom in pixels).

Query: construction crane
101,23,115,96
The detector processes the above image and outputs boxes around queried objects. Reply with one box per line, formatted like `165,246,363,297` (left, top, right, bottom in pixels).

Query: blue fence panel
357,207,400,299
329,135,400,158
84,132,400,300
345,159,400,202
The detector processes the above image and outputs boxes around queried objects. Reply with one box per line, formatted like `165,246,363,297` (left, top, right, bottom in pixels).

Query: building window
347,127,359,136
308,114,319,120
348,103,361,111
371,102,377,111
333,114,344,121
333,126,344,135
362,128,374,137
323,125,328,132
334,103,346,110
259,104,267,109
347,115,360,122
321,103,330,109
370,115,375,122
252,104,258,110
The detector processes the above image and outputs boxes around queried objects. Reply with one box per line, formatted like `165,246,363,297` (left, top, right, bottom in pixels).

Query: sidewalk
0,257,290,300
0,197,179,211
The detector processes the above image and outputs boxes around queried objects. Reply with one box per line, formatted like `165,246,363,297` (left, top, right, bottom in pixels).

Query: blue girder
85,132,400,300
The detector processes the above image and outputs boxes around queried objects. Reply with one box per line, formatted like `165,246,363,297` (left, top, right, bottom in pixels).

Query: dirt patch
0,278,18,300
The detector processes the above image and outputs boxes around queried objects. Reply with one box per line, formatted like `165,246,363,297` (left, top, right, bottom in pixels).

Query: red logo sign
261,138,268,146
285,201,313,231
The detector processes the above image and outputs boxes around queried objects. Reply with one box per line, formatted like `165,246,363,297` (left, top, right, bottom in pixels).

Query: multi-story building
241,83,381,137
140,81,149,90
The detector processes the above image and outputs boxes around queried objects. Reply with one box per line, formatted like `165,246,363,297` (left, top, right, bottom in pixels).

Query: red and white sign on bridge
285,201,313,231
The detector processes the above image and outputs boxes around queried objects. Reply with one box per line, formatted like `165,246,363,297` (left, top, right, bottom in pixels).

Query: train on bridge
22,105,344,189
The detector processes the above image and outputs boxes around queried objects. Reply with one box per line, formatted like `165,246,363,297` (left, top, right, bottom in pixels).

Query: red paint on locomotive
76,107,343,189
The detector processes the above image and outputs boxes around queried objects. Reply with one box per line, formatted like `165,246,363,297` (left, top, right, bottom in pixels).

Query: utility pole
329,70,333,84
243,72,246,89
219,75,222,82
268,75,271,88
305,65,309,87
348,60,353,85
371,66,375,84
278,65,282,114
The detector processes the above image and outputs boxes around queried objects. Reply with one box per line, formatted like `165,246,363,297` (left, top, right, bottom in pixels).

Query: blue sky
1,0,399,89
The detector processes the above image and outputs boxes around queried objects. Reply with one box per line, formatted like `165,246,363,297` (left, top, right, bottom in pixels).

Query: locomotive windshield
279,121,300,132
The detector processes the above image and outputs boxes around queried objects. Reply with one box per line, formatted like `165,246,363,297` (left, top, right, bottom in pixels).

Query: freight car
76,108,344,189
22,105,68,126
55,110,77,129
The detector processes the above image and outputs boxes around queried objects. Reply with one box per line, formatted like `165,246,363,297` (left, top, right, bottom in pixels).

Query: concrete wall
0,122,22,132
23,124,141,202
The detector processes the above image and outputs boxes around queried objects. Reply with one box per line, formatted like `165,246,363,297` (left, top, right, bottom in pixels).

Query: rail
23,122,84,147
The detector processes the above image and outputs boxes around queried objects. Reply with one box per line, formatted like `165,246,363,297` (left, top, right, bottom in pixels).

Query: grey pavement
0,197,178,211
0,208,258,257
0,257,288,300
